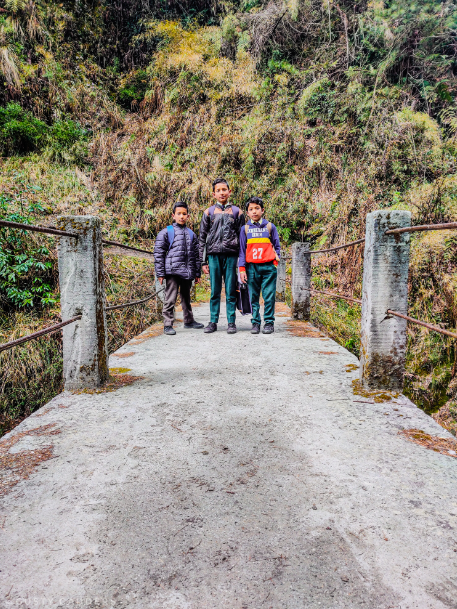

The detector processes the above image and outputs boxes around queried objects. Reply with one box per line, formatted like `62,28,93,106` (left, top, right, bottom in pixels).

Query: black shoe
251,324,260,334
262,324,274,334
184,321,204,329
204,322,217,333
164,326,176,335
227,323,237,334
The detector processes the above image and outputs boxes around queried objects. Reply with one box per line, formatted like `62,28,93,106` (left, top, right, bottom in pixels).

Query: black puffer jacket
198,203,245,263
154,223,201,280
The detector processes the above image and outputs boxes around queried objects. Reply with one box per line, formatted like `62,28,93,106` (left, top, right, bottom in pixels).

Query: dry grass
399,429,457,458
286,320,325,338
352,379,399,403
432,403,457,437
73,373,144,395
0,422,60,498
128,323,164,345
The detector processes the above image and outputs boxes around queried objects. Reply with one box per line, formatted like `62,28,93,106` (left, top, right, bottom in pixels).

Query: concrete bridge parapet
360,210,411,390
56,215,109,391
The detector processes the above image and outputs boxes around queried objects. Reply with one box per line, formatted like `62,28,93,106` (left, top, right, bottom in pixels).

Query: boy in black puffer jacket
154,202,204,335
199,178,245,334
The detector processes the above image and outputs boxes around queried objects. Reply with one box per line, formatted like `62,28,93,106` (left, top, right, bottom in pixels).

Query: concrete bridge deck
1,301,456,609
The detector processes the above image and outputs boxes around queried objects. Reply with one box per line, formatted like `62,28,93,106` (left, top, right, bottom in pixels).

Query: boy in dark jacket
154,202,204,335
199,178,245,334
239,197,281,335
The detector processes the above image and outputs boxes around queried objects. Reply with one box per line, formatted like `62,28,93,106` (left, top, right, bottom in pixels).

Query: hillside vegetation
1,0,457,435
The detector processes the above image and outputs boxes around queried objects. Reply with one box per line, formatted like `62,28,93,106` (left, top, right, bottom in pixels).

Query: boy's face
172,207,189,225
247,203,264,223
213,182,231,205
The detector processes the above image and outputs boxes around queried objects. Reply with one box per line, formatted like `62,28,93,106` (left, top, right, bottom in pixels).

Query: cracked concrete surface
1,301,457,608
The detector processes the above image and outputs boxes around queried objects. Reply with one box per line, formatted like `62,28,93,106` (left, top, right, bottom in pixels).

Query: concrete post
56,216,109,391
276,252,286,302
291,242,310,320
360,210,411,391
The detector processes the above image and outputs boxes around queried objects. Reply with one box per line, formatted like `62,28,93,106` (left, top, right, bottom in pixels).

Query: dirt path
1,302,456,608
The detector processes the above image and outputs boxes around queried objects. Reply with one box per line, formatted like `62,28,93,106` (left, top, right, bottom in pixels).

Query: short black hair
212,178,230,192
173,201,188,213
246,196,264,210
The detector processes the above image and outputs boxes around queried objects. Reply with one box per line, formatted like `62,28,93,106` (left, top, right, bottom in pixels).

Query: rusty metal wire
0,315,82,354
106,287,164,312
0,219,78,238
310,238,365,255
386,310,457,339
311,289,362,305
385,222,457,235
0,219,158,254
0,286,165,353
102,239,155,257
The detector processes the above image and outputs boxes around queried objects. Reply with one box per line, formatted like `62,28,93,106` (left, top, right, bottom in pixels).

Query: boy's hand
195,277,201,284
158,277,164,285
240,271,247,284
202,265,210,275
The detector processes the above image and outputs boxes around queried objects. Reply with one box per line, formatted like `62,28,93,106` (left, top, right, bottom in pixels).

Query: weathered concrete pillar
360,210,411,391
291,242,310,320
276,252,286,302
57,216,109,391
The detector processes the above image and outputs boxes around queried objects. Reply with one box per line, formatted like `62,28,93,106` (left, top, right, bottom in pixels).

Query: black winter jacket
198,203,245,263
154,223,201,280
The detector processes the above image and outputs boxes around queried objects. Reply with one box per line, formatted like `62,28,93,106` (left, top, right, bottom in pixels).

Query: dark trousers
247,262,277,325
208,254,238,324
163,276,194,327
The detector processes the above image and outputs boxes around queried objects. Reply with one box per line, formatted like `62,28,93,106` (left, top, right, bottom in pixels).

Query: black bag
236,282,252,315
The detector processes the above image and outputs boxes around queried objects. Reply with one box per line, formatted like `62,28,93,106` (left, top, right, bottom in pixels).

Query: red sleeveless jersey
245,223,277,264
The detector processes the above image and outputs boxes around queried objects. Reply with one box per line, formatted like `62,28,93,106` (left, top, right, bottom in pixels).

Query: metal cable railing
0,219,78,239
102,239,154,256
3,216,457,353
106,287,164,312
0,219,155,256
0,288,165,354
0,315,82,353
310,238,365,255
308,222,457,340
386,310,457,339
311,289,362,305
385,222,457,235
0,220,162,354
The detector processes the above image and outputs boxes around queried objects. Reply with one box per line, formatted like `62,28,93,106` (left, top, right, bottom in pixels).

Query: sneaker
164,326,176,335
204,322,217,333
251,323,260,335
262,323,274,334
184,321,204,329
227,323,237,334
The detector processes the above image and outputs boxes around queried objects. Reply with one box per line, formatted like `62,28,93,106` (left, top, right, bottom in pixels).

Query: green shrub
45,119,89,164
117,69,150,109
0,194,56,309
0,103,48,155
0,103,89,163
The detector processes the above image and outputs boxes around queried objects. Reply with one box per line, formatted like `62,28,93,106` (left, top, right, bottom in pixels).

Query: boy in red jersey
238,197,281,334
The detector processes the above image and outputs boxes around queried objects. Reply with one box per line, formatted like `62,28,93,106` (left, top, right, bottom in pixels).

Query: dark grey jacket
199,203,245,264
154,223,201,280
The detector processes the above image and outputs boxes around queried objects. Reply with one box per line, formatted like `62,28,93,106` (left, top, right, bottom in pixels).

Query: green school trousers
208,254,238,324
246,262,277,325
